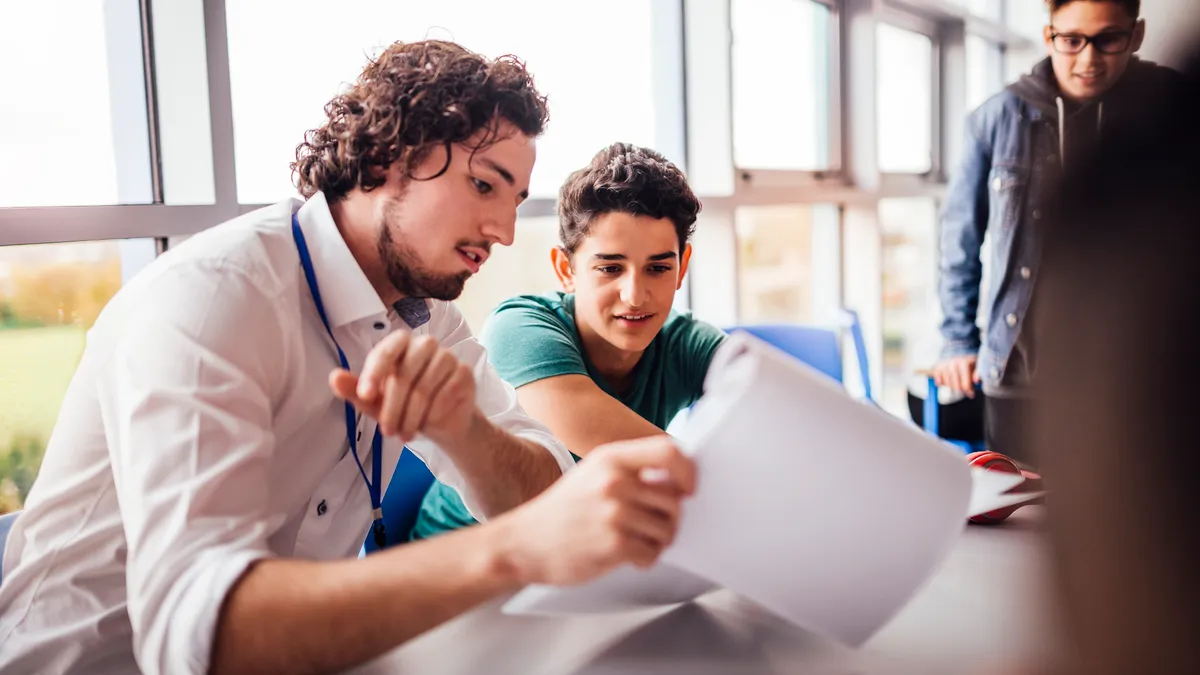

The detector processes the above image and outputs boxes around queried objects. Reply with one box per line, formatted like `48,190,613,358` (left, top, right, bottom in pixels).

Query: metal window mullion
930,32,944,182
104,0,155,207
140,0,165,205
652,0,688,171
203,0,239,216
0,205,238,247
825,0,846,175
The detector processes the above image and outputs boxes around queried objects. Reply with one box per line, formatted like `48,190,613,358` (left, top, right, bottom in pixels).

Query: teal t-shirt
410,292,727,540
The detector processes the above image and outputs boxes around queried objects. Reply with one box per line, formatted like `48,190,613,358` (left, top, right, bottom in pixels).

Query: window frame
0,0,1047,406
729,0,844,184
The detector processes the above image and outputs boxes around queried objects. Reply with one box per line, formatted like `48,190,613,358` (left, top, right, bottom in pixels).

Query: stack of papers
503,333,1034,647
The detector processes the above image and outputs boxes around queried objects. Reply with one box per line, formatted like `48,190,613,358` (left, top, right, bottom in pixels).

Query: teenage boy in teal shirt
413,142,725,539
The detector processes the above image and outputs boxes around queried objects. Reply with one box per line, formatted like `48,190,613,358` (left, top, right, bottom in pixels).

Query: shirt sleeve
96,261,288,675
479,296,589,388
406,301,574,520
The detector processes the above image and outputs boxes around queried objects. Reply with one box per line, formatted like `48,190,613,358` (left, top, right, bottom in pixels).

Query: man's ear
677,243,692,291
1131,19,1146,53
551,247,575,293
1043,24,1055,56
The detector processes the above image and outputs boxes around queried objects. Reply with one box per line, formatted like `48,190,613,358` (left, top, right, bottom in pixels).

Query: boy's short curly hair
292,40,549,202
557,143,700,257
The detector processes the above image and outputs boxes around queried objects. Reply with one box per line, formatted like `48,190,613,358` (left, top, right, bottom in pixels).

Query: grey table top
352,508,1055,675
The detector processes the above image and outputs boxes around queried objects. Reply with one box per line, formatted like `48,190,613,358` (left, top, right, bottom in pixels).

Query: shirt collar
293,192,431,330
293,192,388,328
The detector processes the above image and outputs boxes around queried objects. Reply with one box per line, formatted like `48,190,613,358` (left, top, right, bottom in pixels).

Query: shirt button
1020,267,1032,279
1005,313,1018,327
373,321,386,330
989,366,1000,379
1033,209,1042,220
992,178,1003,191
317,499,327,516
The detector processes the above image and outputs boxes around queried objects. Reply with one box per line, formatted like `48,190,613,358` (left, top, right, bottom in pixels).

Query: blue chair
921,376,987,454
0,510,19,586
363,447,435,554
727,308,875,403
728,324,844,383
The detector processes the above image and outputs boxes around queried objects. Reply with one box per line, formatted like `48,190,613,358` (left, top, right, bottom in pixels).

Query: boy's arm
516,374,667,457
938,110,993,358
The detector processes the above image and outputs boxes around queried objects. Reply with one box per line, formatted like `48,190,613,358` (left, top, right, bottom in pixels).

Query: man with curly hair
0,42,695,675
414,142,725,539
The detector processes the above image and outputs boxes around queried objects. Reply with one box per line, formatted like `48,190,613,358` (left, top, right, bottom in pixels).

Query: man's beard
377,225,471,301
376,201,472,301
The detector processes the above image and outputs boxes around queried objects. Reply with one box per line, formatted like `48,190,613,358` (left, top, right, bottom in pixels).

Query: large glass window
966,35,1004,111
0,240,154,513
453,217,562,333
731,0,833,170
1006,2,1050,82
879,198,939,417
953,0,1002,21
0,0,153,207
226,0,662,204
1008,1,1049,42
735,204,839,326
876,24,934,173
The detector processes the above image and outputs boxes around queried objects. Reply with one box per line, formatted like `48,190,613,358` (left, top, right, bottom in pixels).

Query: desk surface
353,508,1055,675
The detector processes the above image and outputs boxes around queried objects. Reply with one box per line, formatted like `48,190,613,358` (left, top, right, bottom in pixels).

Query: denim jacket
938,57,1183,394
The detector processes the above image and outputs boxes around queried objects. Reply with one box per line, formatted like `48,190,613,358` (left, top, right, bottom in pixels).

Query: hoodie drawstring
1055,96,1106,167
1056,96,1066,165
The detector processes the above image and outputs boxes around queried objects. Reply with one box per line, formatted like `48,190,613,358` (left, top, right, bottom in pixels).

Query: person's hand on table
499,436,696,586
932,354,981,398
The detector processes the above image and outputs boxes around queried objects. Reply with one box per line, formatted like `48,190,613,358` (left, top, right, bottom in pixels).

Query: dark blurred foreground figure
1032,39,1200,675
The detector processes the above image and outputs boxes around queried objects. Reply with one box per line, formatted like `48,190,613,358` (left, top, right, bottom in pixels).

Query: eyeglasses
1050,27,1135,55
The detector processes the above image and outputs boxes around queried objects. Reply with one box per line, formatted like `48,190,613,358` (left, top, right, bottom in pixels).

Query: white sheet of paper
969,466,1026,504
969,487,1046,517
659,333,973,648
502,563,717,615
967,467,1042,518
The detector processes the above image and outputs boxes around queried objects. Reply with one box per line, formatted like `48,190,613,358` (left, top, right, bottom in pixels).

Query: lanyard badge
292,214,387,548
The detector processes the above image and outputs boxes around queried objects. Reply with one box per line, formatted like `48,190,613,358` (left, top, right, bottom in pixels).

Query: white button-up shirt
0,193,572,675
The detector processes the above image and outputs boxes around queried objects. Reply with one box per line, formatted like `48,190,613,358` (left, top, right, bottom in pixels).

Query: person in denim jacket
931,0,1183,463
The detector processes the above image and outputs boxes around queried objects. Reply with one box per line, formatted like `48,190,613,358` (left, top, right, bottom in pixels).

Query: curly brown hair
292,40,549,202
557,143,700,258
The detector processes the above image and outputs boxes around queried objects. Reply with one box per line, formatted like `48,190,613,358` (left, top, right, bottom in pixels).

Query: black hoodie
989,56,1185,394
1006,56,1186,166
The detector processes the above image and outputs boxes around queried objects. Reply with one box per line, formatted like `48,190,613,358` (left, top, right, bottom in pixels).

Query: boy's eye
472,178,493,194
1059,35,1086,50
649,265,673,274
596,266,621,274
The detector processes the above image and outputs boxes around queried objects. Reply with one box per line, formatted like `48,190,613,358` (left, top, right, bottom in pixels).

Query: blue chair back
728,324,844,383
728,309,874,403
364,447,435,553
922,376,987,454
0,510,20,586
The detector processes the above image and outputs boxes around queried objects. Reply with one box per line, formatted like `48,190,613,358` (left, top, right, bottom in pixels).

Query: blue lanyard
291,213,387,549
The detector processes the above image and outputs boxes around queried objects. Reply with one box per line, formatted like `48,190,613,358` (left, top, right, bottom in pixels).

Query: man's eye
597,266,621,274
472,178,493,194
